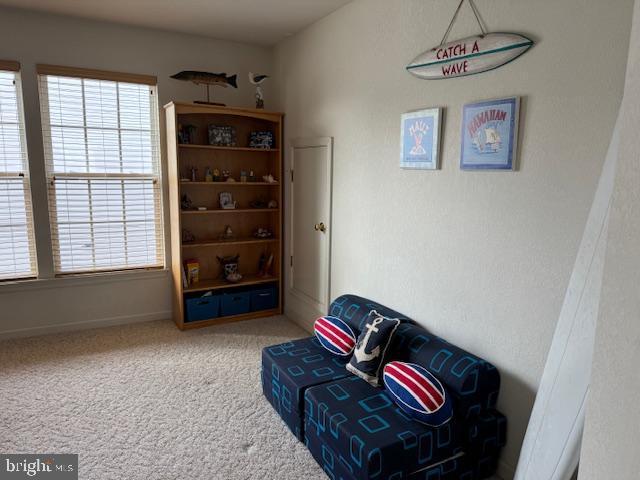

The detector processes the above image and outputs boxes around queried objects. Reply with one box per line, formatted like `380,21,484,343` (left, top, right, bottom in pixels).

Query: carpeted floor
0,316,328,479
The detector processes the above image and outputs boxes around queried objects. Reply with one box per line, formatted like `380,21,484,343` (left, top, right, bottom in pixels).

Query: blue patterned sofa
262,295,507,479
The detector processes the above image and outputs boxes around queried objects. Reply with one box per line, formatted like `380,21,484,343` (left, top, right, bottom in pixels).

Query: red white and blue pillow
314,316,357,357
383,361,453,427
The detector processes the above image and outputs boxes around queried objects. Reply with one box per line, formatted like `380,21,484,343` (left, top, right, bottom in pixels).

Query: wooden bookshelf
164,102,283,330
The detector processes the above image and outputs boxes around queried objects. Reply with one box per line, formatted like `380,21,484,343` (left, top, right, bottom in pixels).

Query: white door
289,137,333,318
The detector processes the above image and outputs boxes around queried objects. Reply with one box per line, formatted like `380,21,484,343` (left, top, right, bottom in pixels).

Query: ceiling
0,0,352,46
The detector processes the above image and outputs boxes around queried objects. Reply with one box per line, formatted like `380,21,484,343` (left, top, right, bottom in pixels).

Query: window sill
0,268,169,294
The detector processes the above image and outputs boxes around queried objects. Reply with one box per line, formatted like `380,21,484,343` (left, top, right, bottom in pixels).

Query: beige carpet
0,316,328,479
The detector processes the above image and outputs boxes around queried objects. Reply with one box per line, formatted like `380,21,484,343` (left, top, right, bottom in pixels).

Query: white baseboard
0,310,172,341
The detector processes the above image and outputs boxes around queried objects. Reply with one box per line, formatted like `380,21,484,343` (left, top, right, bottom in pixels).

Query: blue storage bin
185,294,220,322
221,291,251,316
250,286,278,311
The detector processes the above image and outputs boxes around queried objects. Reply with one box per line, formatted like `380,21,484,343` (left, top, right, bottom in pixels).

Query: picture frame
208,125,237,146
249,131,274,149
219,192,236,209
460,97,520,170
400,107,442,170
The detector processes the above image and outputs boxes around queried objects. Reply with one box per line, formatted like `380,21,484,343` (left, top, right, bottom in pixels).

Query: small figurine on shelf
219,225,235,241
249,197,268,209
181,194,193,210
262,174,276,183
190,166,198,182
182,229,195,243
178,124,197,144
240,170,247,183
213,168,221,182
248,170,256,182
258,252,274,277
217,254,242,283
222,169,231,182
205,167,213,182
249,73,269,109
268,200,278,209
219,192,237,210
254,227,273,239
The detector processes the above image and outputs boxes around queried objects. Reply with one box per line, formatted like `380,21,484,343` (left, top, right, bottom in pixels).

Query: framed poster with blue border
460,97,520,170
400,107,442,170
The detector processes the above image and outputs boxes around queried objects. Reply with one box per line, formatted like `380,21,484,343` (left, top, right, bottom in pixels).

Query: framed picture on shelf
400,107,442,170
208,125,237,146
460,97,520,170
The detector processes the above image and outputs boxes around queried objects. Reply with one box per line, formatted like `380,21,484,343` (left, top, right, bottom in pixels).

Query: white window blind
0,67,37,280
38,69,164,274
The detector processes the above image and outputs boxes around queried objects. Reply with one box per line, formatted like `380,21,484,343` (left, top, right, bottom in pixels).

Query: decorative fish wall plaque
170,70,238,106
406,33,533,80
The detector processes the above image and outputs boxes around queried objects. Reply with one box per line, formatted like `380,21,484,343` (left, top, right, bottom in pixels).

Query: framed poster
460,97,520,170
400,108,442,170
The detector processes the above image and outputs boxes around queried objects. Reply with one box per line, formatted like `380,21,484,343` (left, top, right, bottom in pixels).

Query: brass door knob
314,222,326,233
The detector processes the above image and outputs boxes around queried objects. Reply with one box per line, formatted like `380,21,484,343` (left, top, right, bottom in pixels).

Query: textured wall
0,7,273,337
273,0,633,476
579,0,640,477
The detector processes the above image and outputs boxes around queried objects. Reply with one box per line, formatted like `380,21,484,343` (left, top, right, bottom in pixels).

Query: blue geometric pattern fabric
304,376,506,479
328,295,408,335
305,376,463,479
262,336,351,440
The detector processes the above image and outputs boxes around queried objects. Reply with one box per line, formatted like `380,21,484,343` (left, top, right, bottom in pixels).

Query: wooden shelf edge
181,208,278,215
179,308,282,330
180,181,280,186
178,144,279,153
183,238,278,248
184,275,278,293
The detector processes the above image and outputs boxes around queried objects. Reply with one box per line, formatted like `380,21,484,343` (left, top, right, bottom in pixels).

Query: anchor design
353,317,384,363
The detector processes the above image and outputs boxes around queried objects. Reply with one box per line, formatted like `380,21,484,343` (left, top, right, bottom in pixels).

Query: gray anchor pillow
346,310,401,386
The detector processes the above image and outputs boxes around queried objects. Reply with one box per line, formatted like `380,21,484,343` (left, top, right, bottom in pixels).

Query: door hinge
290,170,294,182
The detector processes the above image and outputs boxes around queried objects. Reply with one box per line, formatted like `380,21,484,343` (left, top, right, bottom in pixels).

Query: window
0,61,37,280
38,65,164,274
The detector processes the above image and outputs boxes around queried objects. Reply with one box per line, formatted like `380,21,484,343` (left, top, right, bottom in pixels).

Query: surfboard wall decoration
407,33,534,80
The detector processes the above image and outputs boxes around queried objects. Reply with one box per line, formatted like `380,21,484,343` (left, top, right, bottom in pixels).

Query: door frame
288,136,334,317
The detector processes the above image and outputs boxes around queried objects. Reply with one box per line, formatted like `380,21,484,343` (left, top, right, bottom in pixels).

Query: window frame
37,64,165,276
0,60,38,281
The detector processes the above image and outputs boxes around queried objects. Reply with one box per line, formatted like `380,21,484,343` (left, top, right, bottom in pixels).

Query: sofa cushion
314,315,357,357
304,375,507,479
347,310,401,386
304,376,465,479
262,336,351,440
383,361,453,427
390,323,501,421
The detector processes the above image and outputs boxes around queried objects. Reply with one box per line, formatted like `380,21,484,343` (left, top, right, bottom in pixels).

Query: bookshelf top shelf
179,144,279,153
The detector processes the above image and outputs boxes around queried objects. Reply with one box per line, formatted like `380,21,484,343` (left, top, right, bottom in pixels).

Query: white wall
273,0,633,476
0,7,273,338
579,0,640,477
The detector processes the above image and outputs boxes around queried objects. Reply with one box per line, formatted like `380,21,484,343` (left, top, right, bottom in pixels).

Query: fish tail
227,74,238,88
